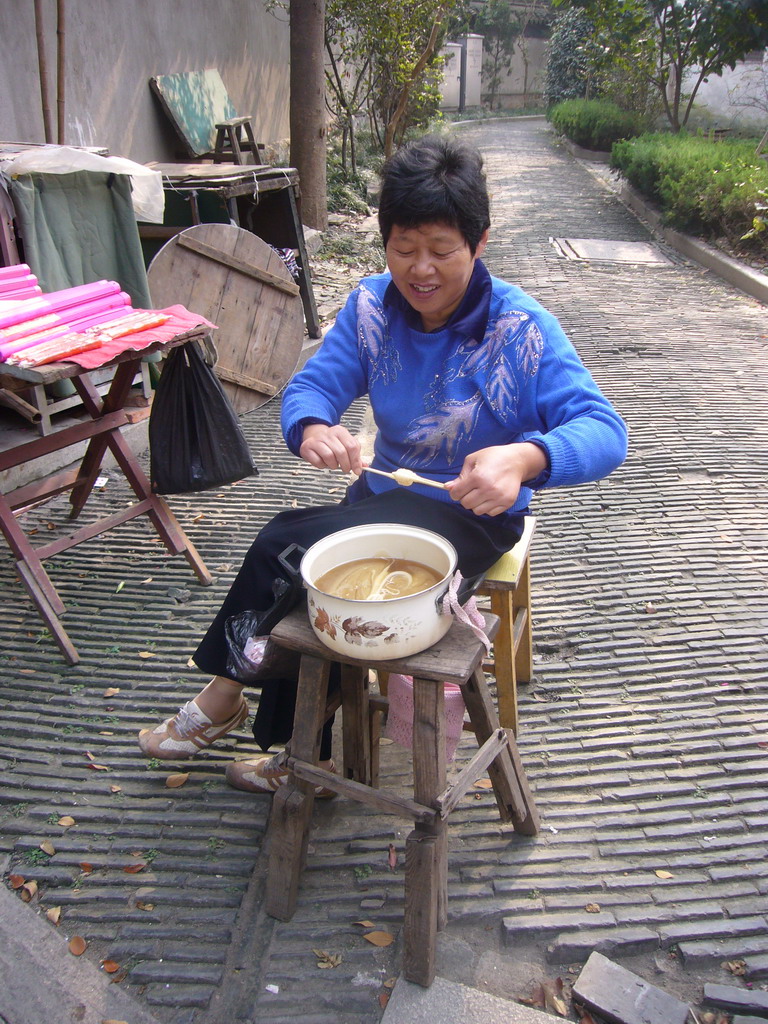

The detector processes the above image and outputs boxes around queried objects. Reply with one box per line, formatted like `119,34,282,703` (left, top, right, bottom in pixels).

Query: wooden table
0,328,213,665
140,163,320,338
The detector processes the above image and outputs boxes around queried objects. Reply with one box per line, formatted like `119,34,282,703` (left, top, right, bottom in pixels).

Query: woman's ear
474,229,489,258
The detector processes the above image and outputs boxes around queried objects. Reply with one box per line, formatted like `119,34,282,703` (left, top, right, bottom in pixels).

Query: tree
543,9,597,106
554,0,768,132
324,0,456,159
290,0,328,229
475,0,522,110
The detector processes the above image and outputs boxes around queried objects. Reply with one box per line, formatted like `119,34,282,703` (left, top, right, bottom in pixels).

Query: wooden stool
264,605,540,987
475,516,536,734
213,116,264,164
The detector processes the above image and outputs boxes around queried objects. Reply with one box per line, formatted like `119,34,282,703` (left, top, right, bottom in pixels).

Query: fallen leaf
39,840,55,857
578,1013,599,1024
654,869,674,879
355,920,377,928
115,581,125,594
543,978,568,1017
123,863,146,874
87,763,111,772
103,688,120,698
46,906,62,925
312,948,342,968
363,930,394,947
165,772,190,788
9,874,25,889
723,958,747,975
585,902,601,913
473,778,494,789
101,959,121,973
110,785,122,793
383,978,397,989
138,651,156,659
379,992,390,1009
99,731,114,736
57,816,76,828
388,844,397,871
79,862,94,874
141,577,153,584
69,935,87,955
85,750,96,761
135,901,155,911
644,602,657,613
21,880,38,902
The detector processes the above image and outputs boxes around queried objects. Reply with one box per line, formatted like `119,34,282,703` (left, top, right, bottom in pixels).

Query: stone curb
0,857,162,1024
559,131,768,306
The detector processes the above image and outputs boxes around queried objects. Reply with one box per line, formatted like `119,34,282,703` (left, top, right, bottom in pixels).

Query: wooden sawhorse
264,606,540,987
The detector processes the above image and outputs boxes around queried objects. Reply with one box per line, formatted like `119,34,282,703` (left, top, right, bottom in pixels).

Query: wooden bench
475,515,536,734
264,605,540,987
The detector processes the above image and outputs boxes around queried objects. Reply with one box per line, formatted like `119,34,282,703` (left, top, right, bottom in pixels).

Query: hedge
548,99,645,151
611,132,768,256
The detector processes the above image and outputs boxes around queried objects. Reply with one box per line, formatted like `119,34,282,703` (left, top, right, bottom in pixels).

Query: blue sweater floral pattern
281,264,627,522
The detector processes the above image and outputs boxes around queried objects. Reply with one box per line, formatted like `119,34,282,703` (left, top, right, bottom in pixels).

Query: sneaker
225,750,337,798
138,697,249,759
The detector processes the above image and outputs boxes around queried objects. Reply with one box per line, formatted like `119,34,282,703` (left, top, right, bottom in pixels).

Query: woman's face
385,221,488,332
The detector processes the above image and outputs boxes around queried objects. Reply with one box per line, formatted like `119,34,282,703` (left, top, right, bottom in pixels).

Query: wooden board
150,70,238,158
147,223,304,414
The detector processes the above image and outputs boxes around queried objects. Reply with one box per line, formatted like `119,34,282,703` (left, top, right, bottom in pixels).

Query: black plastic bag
149,339,257,494
224,573,304,684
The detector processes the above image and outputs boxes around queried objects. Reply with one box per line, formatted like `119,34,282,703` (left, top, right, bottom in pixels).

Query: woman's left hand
445,442,548,516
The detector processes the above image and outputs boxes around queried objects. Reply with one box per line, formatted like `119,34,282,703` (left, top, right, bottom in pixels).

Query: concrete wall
692,51,768,131
492,35,548,109
0,0,290,164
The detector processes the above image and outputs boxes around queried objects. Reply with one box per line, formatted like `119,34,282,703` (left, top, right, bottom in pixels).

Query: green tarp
9,170,152,308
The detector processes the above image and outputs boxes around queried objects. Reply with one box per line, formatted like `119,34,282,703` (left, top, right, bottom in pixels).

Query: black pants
193,486,525,756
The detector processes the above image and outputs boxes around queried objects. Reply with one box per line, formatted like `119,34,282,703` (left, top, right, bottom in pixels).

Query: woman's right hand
300,423,363,475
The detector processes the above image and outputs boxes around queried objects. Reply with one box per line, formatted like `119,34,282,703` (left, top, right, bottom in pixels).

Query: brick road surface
1,118,767,1024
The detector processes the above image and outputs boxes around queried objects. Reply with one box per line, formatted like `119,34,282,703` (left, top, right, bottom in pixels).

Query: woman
138,134,628,793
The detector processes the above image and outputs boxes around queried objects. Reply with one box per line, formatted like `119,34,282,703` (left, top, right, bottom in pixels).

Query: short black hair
378,135,491,254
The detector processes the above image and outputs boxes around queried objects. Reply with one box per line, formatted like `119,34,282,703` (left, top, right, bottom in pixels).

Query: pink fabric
69,305,218,370
384,673,466,762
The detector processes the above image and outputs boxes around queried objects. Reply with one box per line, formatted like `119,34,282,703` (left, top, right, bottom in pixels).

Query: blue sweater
281,263,628,522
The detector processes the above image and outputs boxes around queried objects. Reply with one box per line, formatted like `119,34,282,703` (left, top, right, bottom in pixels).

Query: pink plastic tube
0,291,130,345
0,285,43,302
0,274,39,294
0,264,33,282
0,295,131,360
0,280,122,331
0,307,132,363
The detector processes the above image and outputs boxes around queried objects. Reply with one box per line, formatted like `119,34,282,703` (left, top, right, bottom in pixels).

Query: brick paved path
1,118,766,1023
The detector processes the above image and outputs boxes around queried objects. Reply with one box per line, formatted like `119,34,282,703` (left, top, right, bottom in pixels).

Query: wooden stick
362,465,447,490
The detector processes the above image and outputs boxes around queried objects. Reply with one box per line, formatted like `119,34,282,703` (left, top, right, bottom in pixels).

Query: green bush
611,133,768,256
548,99,645,151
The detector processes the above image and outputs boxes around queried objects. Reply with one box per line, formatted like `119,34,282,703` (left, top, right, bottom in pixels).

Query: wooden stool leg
404,829,439,987
489,589,518,733
514,558,534,685
340,663,372,785
462,667,540,836
404,675,447,987
265,654,330,920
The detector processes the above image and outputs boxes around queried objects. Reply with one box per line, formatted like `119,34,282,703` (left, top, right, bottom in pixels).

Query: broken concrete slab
572,951,690,1024
703,982,768,1017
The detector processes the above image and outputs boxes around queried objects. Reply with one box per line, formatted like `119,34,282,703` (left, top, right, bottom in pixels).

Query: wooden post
33,0,53,143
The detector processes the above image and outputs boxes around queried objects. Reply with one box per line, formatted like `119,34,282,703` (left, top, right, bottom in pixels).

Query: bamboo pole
33,0,54,143
56,0,65,144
